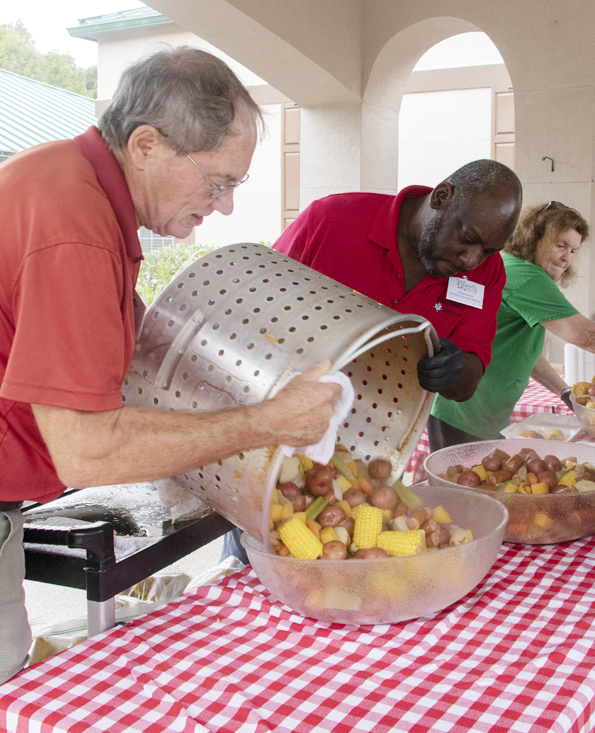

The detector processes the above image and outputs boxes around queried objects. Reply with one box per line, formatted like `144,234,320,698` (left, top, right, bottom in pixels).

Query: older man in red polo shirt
0,47,340,684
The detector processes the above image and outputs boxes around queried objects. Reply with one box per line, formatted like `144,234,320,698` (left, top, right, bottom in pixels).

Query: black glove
417,337,463,393
560,388,574,411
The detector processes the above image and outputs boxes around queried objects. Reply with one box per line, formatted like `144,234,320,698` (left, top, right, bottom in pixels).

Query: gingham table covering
2,535,595,733
405,378,588,485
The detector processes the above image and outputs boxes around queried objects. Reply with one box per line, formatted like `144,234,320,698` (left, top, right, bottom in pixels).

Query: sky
1,0,147,68
0,0,505,72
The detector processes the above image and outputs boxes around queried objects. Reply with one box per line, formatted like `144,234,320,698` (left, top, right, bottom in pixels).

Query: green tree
0,21,97,99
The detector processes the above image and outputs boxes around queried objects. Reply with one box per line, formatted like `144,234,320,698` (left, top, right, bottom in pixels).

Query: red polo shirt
274,188,505,368
0,127,143,502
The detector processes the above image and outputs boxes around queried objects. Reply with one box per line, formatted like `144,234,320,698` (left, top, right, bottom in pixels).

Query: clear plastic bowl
424,438,595,544
240,485,507,625
571,397,595,438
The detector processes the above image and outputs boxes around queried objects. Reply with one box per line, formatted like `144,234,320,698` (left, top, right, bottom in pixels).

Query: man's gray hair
444,159,522,203
98,46,264,153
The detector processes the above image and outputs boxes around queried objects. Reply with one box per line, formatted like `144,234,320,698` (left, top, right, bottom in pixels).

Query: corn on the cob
376,530,426,557
278,516,323,559
297,454,314,473
353,505,383,549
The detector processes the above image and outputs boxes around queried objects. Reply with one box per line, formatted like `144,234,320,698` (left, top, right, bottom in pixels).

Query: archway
362,18,514,194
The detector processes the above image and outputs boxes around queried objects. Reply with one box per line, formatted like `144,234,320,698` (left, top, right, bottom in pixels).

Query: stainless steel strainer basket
122,243,438,545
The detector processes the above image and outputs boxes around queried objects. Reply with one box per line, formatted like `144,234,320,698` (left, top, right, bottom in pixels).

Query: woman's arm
543,313,595,352
530,354,569,397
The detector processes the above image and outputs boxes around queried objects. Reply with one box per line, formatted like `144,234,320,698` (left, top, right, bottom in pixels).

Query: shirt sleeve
503,269,579,327
273,202,316,264
2,242,128,411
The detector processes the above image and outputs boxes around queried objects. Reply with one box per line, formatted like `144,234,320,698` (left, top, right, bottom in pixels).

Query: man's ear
430,181,454,210
127,125,165,170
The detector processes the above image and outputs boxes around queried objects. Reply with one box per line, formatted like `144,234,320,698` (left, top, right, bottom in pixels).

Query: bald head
415,159,522,278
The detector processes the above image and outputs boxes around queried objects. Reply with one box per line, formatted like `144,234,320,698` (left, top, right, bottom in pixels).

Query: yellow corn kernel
336,475,352,493
350,503,370,522
533,512,553,529
376,530,426,557
320,527,340,545
531,482,550,494
431,506,452,523
353,505,383,549
559,470,577,487
297,454,314,473
338,499,352,518
278,516,323,559
472,465,487,482
504,482,519,493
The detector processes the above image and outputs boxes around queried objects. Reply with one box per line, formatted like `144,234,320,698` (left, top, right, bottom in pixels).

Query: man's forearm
32,402,284,489
31,362,340,489
438,352,484,401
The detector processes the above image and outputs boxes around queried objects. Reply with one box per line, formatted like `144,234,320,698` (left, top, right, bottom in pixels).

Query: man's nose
459,245,483,271
213,189,235,216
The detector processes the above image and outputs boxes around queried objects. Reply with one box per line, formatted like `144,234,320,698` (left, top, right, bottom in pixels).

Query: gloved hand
559,388,574,411
417,337,464,393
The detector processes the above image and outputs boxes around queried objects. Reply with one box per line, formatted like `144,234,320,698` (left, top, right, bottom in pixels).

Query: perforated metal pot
122,243,437,545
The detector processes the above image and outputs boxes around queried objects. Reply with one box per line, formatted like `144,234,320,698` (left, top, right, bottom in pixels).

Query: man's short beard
417,214,444,278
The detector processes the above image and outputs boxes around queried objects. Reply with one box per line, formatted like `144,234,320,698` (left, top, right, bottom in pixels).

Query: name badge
446,276,485,309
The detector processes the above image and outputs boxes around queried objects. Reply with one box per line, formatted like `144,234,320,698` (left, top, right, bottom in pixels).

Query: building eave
67,14,175,43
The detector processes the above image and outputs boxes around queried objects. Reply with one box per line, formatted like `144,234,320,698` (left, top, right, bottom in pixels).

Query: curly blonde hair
504,202,589,286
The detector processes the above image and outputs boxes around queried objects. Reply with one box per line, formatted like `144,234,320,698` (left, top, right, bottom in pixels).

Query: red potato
317,505,346,528
343,487,367,508
358,547,389,559
526,458,547,474
457,469,481,487
338,516,355,535
305,465,334,497
371,485,398,511
482,454,503,472
321,540,348,560
278,482,301,499
367,459,392,481
544,455,563,472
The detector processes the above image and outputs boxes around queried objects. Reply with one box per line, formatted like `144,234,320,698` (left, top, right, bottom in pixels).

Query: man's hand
265,359,342,446
417,338,464,394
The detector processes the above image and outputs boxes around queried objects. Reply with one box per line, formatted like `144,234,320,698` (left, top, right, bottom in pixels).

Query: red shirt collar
368,185,432,250
73,126,144,264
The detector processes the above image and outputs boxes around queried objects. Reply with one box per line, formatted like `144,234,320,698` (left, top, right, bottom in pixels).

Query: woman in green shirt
429,201,595,449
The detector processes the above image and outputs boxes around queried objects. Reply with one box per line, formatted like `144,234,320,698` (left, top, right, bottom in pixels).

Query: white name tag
446,276,485,309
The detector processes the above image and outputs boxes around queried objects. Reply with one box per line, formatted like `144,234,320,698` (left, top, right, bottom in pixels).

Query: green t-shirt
431,253,579,439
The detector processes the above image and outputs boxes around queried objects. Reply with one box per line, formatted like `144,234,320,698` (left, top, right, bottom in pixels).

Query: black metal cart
22,483,234,636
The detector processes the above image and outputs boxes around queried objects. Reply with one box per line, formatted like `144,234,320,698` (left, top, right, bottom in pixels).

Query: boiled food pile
269,447,473,560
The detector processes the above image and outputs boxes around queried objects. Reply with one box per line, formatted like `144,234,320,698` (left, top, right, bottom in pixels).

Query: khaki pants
0,510,31,685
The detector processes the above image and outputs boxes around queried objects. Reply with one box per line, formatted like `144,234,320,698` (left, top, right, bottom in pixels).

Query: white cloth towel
279,371,355,464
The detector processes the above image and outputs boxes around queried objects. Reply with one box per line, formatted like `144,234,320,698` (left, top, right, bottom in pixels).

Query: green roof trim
68,8,174,42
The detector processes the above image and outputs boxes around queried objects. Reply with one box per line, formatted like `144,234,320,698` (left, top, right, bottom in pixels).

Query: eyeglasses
185,154,249,198
541,201,580,215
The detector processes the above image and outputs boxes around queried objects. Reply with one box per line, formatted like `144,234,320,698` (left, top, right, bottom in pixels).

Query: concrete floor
24,535,225,632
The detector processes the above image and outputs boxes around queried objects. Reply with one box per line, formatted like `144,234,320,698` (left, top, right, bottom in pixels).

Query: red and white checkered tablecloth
2,535,595,733
404,378,590,485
